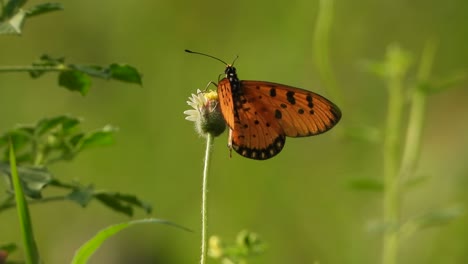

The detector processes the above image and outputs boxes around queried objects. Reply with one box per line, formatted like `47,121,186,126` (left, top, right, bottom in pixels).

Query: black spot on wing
286,91,296,105
232,135,285,160
275,109,282,119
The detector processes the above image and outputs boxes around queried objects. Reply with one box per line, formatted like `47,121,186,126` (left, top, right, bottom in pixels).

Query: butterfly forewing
241,81,342,137
217,78,236,129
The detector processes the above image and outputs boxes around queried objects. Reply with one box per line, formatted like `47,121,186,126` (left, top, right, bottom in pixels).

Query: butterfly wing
240,80,342,137
218,78,286,160
217,78,236,129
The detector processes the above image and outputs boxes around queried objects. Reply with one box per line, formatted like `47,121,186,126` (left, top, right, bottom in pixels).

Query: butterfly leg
201,81,218,92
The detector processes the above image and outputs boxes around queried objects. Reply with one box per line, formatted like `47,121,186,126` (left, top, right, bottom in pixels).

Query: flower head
184,89,226,137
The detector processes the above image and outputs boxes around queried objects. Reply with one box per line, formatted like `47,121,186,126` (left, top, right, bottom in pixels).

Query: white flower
184,89,226,137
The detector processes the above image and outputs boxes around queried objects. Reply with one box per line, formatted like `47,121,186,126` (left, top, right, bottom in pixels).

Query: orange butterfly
186,50,342,160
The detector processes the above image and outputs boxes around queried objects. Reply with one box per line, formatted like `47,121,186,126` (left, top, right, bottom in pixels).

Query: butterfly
186,50,342,160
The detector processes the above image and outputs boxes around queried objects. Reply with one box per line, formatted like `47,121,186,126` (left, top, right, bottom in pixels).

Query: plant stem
382,46,407,264
313,0,344,108
381,42,436,264
0,65,64,73
382,75,404,264
399,40,437,179
200,134,214,264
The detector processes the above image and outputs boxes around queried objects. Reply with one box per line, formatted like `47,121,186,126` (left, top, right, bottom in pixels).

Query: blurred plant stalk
381,41,436,264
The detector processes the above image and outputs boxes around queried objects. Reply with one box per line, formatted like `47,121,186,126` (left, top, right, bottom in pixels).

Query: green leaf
9,141,41,264
94,193,133,216
209,230,267,262
59,70,91,96
422,71,468,94
413,206,464,229
70,64,109,79
2,0,28,19
0,243,17,253
0,8,26,34
25,3,63,17
0,163,53,199
347,178,384,192
80,125,117,150
94,192,152,216
66,185,95,207
71,219,191,264
36,115,81,136
399,206,465,239
110,193,152,214
109,64,142,85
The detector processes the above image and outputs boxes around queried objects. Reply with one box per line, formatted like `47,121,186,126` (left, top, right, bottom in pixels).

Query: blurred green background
1,0,468,263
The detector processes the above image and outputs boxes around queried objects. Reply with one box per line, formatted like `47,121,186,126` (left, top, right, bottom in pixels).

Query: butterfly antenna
231,55,239,66
185,49,229,65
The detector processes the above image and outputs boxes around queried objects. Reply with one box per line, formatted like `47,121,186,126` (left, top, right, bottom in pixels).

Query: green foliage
0,115,152,216
29,55,143,95
0,115,117,165
71,218,191,264
362,42,466,264
0,4,160,264
208,230,267,264
9,142,41,264
348,178,384,192
0,1,63,34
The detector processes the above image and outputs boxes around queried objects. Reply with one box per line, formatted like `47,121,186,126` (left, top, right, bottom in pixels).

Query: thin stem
399,40,437,179
200,134,214,264
0,65,65,73
313,0,344,108
382,45,409,264
381,42,436,264
382,70,405,264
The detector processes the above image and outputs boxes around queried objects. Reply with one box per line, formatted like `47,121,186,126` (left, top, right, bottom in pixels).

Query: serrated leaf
94,192,152,216
94,193,134,216
25,3,63,17
0,162,53,199
109,64,142,85
67,185,95,207
2,127,34,150
80,126,117,150
59,70,91,96
0,9,26,35
110,193,152,214
36,116,65,135
60,116,81,133
347,178,384,192
71,218,191,264
70,64,110,79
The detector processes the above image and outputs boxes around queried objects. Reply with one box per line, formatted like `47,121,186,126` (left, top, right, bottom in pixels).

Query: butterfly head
225,64,237,78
